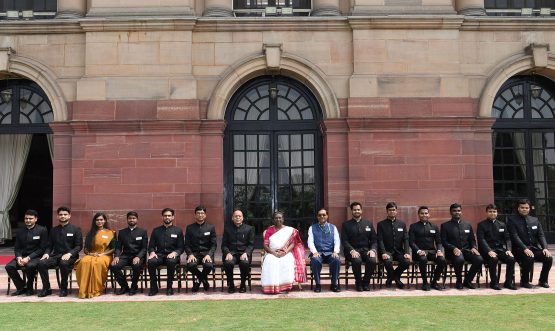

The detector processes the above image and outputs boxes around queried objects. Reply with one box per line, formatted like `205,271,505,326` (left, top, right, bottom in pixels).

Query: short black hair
195,205,207,213
127,211,139,218
417,206,429,214
161,208,175,216
449,203,462,211
57,206,71,214
386,202,397,210
350,202,362,210
485,204,497,211
24,209,39,218
516,199,530,209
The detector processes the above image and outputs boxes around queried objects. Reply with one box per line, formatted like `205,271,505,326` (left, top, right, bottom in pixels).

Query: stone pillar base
55,11,85,19
457,7,486,16
203,7,234,17
311,7,341,16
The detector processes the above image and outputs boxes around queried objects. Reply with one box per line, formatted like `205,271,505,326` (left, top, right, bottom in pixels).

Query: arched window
492,75,555,238
224,76,323,240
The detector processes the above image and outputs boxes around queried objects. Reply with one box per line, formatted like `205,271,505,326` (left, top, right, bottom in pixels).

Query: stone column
455,0,486,15
311,0,341,16
203,0,234,17
56,0,87,18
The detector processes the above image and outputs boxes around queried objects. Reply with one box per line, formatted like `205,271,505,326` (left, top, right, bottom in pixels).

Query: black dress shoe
431,281,443,291
228,286,236,294
148,289,158,296
520,282,533,289
421,284,431,291
395,279,405,289
128,288,137,296
503,283,517,290
538,282,550,288
314,285,321,293
356,285,364,292
489,284,501,291
331,285,341,293
385,278,393,287
25,289,35,296
38,289,52,297
455,281,464,290
463,282,476,289
116,287,129,295
202,279,210,291
11,288,27,296
59,289,68,297
362,285,371,291
166,288,174,296
191,282,201,293
239,286,247,293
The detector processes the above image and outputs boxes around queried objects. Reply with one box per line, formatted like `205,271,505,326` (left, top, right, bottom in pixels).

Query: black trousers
5,257,39,291
516,248,553,284
413,251,446,284
147,254,179,290
187,253,214,283
110,256,145,289
347,249,377,285
381,252,410,281
446,249,484,283
37,255,78,290
481,249,515,286
223,253,251,287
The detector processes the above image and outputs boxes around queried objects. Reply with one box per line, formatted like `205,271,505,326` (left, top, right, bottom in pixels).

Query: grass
0,295,554,330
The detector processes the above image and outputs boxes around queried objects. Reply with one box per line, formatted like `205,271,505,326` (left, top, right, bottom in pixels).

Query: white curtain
0,134,33,241
47,134,54,161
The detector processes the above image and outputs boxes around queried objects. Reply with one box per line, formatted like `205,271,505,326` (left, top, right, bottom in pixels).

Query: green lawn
0,295,553,330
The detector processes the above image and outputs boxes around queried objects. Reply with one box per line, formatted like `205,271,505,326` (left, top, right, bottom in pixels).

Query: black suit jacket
47,223,82,257
476,219,511,254
14,224,49,259
507,214,548,251
116,227,148,259
221,223,255,257
409,221,443,253
184,222,217,257
377,218,410,256
441,219,477,252
341,219,377,254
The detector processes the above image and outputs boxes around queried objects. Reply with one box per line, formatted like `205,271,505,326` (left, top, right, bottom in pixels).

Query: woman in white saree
261,211,305,294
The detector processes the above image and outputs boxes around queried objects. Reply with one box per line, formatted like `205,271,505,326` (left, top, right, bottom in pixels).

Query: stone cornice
79,17,196,32
57,120,204,134
346,117,495,132
0,19,82,34
462,17,555,31
348,15,465,30
194,17,350,32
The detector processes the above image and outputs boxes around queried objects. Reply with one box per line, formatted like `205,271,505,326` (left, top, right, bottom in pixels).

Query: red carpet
0,256,14,265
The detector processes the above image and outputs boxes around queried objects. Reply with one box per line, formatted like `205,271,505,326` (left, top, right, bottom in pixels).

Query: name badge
33,236,40,240
204,232,211,236
365,226,371,232
430,230,436,234
136,237,142,240
101,235,108,239
397,228,403,232
498,229,505,232
532,226,538,230
171,234,177,238
464,229,470,233
67,233,74,237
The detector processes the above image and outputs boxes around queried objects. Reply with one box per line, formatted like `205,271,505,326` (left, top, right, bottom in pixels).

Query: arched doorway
224,75,324,243
0,78,53,243
492,75,555,242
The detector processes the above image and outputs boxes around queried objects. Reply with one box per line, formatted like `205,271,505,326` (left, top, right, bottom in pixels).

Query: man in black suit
37,206,82,297
341,201,378,292
409,206,446,291
147,208,184,296
5,209,48,296
377,202,411,289
441,203,483,289
477,204,515,290
507,199,552,288
185,205,217,292
221,209,254,293
110,211,148,295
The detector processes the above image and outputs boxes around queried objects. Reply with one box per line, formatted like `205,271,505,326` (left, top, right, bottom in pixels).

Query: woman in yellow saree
75,212,115,299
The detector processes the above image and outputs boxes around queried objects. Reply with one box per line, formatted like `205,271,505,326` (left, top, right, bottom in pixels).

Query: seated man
477,204,516,290
441,203,483,289
221,209,254,293
409,206,446,291
341,202,378,292
37,206,82,297
507,199,552,288
110,211,148,295
185,205,217,292
377,202,411,289
147,208,184,296
5,210,48,296
308,208,341,293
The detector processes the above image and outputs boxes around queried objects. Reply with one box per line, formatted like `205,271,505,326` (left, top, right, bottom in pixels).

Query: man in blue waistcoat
308,208,341,293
